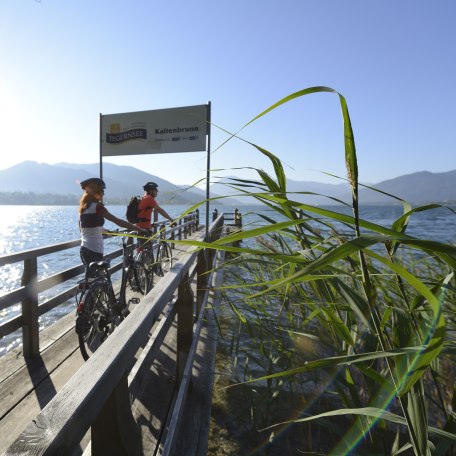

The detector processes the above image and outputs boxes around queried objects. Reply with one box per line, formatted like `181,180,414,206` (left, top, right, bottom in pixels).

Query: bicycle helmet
80,178,106,190
143,182,158,191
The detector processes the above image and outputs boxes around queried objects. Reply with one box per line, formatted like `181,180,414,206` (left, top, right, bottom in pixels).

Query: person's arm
104,210,147,233
155,205,174,224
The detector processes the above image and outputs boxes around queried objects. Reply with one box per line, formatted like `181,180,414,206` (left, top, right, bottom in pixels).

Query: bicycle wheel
76,282,115,360
127,259,152,295
155,242,172,277
133,261,152,295
139,248,155,272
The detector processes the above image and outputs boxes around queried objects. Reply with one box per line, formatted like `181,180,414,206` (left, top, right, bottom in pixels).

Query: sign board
100,104,208,157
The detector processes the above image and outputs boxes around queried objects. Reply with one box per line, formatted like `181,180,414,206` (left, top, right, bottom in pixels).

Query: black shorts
80,246,103,277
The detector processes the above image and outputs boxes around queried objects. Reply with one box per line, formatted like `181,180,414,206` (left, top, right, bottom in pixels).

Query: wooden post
212,208,218,222
191,213,196,233
178,218,183,241
91,374,141,456
153,209,158,234
186,215,191,235
234,208,242,227
170,221,175,250
21,258,39,357
196,249,209,320
184,218,188,239
234,208,242,228
176,272,194,387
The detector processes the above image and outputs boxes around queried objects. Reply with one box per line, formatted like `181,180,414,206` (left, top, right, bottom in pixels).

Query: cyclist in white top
78,177,147,277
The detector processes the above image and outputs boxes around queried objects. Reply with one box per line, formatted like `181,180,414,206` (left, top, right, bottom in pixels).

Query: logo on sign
106,125,147,144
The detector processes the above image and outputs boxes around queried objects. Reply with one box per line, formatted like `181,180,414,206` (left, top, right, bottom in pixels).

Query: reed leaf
260,407,456,442
365,250,446,396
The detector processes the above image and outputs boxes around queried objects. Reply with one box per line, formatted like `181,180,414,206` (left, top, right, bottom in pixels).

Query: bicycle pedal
129,298,140,304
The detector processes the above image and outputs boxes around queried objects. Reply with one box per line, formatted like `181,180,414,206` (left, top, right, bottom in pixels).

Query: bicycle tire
156,242,172,277
139,248,155,273
127,261,140,292
76,281,115,360
133,261,152,295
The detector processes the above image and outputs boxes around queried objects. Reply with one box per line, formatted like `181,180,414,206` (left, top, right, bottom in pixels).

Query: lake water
1,203,455,356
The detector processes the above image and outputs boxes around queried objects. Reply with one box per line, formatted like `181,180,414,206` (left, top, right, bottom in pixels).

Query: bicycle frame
75,231,144,360
135,224,172,278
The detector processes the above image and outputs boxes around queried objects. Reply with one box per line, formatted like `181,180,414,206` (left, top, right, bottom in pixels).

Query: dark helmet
143,182,158,191
80,177,106,190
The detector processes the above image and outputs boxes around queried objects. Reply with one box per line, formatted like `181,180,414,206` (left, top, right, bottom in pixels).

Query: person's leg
80,247,103,278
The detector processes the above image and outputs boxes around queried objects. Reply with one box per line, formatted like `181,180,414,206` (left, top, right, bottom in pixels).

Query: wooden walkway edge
0,221,225,455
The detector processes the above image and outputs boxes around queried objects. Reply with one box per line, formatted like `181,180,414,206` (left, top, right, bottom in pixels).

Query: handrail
212,208,242,227
0,212,200,357
3,213,225,455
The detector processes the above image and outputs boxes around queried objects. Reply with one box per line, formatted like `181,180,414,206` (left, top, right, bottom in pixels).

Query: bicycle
75,231,151,360
134,223,173,283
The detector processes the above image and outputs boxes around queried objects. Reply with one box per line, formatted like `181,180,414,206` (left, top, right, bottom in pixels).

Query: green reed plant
218,231,456,453
176,87,456,454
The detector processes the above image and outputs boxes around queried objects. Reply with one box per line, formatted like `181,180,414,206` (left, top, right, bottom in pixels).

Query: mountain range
208,171,456,205
0,161,455,206
0,161,211,205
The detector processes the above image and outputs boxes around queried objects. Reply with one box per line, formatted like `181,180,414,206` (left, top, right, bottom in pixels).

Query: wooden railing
0,211,200,358
213,208,242,227
2,212,225,455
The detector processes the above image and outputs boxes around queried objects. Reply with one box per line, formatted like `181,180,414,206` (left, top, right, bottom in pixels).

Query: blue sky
1,0,455,187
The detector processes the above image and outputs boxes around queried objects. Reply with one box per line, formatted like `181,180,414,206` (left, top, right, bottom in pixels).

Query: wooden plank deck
0,312,88,454
0,236,220,455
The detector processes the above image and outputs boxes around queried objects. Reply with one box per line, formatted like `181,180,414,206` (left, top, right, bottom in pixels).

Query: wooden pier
0,210,238,455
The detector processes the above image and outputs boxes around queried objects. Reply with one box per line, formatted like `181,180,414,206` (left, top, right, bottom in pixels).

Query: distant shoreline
1,191,455,207
1,201,455,207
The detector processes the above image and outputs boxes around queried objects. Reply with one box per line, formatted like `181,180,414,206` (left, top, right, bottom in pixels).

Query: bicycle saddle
88,261,111,273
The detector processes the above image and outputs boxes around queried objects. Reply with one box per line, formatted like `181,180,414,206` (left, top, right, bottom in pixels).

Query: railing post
91,374,141,456
21,258,39,357
195,208,200,228
184,218,188,239
184,215,192,236
176,272,194,387
185,215,191,235
196,249,209,320
153,209,159,234
234,208,242,227
178,218,183,241
170,221,175,250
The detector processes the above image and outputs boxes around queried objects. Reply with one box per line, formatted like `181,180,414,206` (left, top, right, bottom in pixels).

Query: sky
1,0,455,188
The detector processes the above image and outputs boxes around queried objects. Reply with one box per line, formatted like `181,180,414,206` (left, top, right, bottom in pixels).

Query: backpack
126,196,142,223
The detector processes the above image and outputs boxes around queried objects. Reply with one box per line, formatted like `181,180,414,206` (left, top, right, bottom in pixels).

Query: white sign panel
101,104,208,156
